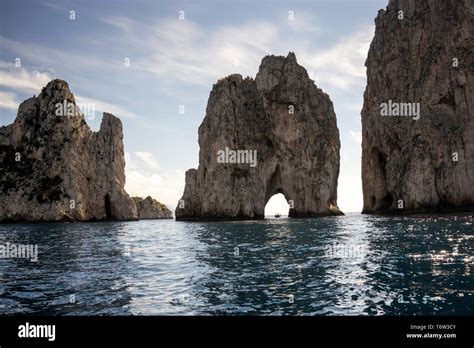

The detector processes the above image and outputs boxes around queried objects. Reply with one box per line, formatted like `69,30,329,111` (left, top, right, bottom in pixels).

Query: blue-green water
0,213,472,315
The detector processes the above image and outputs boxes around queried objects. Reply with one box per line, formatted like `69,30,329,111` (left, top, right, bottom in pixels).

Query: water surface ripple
0,213,472,315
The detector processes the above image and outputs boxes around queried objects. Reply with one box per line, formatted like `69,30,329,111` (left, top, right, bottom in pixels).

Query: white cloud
0,91,19,109
0,61,52,94
125,152,184,211
132,18,274,86
133,151,160,171
302,26,374,90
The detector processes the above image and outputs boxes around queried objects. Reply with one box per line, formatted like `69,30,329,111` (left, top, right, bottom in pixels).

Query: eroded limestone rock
176,53,342,220
362,0,474,214
0,79,138,222
133,196,172,219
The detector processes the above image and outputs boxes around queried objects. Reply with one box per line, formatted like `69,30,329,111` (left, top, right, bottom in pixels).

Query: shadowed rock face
176,53,342,221
133,196,172,219
0,79,138,222
362,0,474,214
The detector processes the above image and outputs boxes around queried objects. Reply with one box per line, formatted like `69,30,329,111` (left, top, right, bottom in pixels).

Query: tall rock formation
362,0,474,214
0,79,138,222
133,196,173,219
176,53,342,220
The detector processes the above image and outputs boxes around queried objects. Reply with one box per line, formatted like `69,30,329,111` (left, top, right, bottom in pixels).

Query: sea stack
176,53,342,221
133,196,173,219
361,0,474,214
0,79,138,222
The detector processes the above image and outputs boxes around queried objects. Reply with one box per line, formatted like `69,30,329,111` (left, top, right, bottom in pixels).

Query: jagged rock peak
0,79,138,222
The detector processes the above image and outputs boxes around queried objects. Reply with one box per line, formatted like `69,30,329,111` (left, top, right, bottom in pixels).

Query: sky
0,0,388,214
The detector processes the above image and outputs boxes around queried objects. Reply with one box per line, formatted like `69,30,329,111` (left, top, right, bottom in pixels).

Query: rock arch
176,53,343,221
264,165,286,205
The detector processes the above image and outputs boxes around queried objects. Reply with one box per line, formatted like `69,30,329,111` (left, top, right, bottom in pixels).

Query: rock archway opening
264,193,290,218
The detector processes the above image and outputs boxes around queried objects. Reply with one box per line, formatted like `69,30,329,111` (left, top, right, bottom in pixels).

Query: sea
0,213,472,315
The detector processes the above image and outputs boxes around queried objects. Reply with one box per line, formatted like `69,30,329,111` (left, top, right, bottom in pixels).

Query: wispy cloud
286,11,319,33
0,61,52,93
99,15,137,32
75,95,140,119
302,27,373,90
41,2,65,11
0,91,19,109
0,36,109,75
0,60,139,118
98,16,372,91
132,151,160,171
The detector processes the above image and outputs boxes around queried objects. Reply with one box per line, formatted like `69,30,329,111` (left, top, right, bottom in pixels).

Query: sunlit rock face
176,53,343,221
361,0,474,214
0,79,138,222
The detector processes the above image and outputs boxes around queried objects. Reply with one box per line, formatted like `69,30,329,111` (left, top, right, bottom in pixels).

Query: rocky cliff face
133,196,172,219
362,0,474,214
176,53,342,220
0,79,138,222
